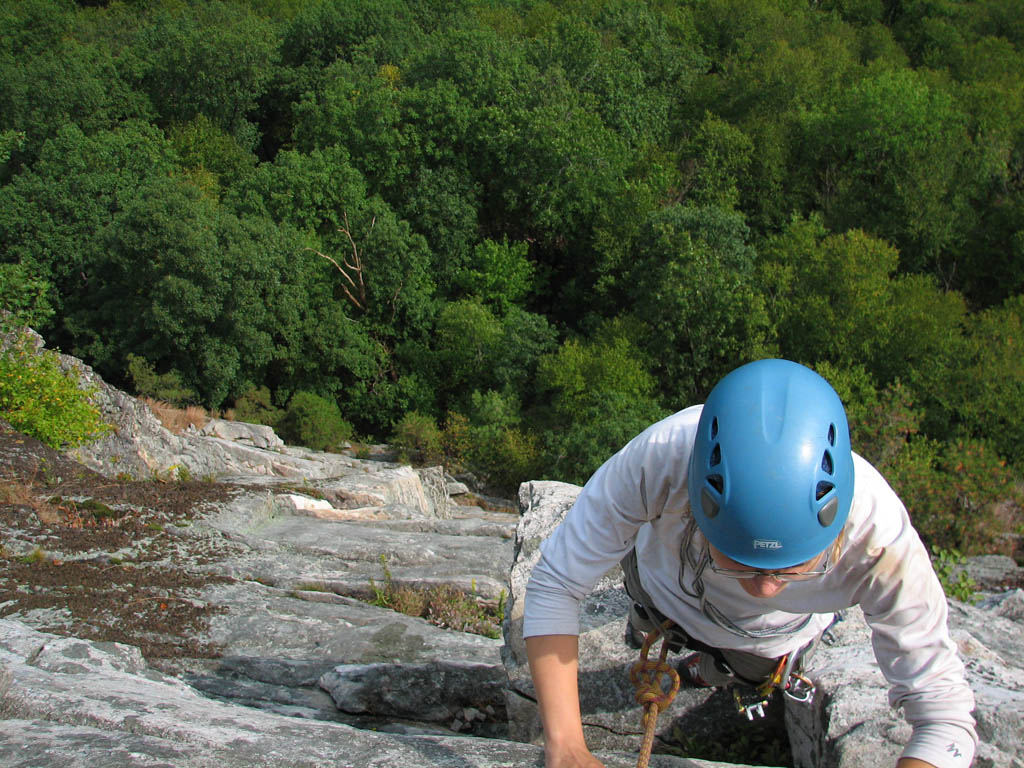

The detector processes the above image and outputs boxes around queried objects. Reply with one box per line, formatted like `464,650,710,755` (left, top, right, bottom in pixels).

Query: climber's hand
545,742,605,768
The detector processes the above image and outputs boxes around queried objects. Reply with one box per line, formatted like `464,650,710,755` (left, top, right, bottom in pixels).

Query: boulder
199,419,284,450
786,594,1024,768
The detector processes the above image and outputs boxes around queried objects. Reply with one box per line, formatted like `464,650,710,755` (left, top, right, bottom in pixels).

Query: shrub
468,424,544,495
126,354,198,406
441,410,472,474
232,385,283,427
278,391,352,451
369,556,502,638
391,411,444,466
930,546,979,604
889,437,1020,556
0,331,110,449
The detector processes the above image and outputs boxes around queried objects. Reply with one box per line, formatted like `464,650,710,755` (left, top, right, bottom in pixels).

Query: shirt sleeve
523,407,699,638
850,466,978,768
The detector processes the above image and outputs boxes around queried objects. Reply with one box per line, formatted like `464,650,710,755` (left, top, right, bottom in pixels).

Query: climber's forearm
525,634,604,767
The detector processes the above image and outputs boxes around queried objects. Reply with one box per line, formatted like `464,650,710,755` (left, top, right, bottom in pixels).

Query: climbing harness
629,619,680,768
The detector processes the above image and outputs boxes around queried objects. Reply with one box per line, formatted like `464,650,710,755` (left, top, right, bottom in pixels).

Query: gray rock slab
199,419,284,449
0,620,757,768
195,582,503,687
787,601,1024,768
961,555,1024,591
195,493,513,599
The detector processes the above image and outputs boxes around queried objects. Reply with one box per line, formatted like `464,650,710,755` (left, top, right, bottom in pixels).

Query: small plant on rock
367,555,502,638
931,546,979,603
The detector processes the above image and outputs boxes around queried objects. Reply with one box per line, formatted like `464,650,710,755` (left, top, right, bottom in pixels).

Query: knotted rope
629,619,680,768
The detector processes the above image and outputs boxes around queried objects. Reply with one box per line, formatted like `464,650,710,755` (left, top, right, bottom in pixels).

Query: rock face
503,481,1024,768
1,334,760,768
3,333,1021,768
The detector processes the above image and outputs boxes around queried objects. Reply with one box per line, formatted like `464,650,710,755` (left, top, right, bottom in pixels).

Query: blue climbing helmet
688,359,854,569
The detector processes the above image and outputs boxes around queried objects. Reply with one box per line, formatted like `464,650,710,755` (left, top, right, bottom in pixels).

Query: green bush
278,391,352,451
126,354,198,406
930,546,979,604
391,411,444,466
441,410,472,474
232,385,283,427
889,437,1018,556
0,331,110,449
462,422,544,495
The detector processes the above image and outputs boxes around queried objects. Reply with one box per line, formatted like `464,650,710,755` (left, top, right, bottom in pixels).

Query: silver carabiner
783,673,815,705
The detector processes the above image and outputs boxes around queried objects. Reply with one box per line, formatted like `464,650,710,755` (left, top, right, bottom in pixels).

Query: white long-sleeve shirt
525,406,977,768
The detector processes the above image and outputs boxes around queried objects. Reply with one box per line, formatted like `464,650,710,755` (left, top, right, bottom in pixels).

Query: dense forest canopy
1,0,1022,554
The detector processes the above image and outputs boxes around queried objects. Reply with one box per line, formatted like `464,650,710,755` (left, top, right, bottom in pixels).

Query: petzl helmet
688,359,854,569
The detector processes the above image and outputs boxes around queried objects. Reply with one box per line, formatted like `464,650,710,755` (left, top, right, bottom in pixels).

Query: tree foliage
0,0,1020,528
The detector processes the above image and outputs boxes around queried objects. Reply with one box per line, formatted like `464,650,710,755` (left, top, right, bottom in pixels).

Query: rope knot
628,619,681,768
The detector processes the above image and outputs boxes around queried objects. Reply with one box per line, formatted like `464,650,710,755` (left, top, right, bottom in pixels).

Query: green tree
677,113,753,210
627,205,772,404
0,263,52,329
762,217,899,367
0,36,151,169
0,121,178,340
131,2,278,142
536,323,668,483
167,114,256,199
452,238,533,314
807,68,987,278
949,295,1024,464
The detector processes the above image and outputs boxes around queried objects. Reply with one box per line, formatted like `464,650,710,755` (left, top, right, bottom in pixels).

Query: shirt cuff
900,723,976,768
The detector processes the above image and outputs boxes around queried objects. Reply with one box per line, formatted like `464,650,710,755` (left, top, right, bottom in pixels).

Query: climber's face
707,546,829,599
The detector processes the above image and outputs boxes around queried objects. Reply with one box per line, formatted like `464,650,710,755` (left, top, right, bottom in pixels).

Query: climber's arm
526,635,605,768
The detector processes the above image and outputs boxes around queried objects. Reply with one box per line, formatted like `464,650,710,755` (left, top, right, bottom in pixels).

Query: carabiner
783,672,815,705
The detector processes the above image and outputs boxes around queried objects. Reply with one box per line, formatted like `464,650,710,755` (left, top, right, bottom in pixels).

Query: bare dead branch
306,211,372,311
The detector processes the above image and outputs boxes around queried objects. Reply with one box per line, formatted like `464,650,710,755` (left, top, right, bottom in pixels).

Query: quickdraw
734,653,817,719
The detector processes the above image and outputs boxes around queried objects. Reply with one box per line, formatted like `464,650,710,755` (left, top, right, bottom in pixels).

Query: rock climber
524,358,976,768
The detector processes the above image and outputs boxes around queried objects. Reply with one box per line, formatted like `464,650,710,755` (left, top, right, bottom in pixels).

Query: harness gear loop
629,619,681,768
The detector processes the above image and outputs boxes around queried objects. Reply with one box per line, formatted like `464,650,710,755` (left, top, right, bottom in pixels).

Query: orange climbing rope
629,619,681,768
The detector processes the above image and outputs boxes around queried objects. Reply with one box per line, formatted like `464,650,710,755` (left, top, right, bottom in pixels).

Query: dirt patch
0,421,241,659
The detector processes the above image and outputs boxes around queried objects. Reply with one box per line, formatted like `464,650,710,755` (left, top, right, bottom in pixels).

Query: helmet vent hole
710,417,719,439
816,481,834,501
818,496,839,527
827,424,836,446
821,450,834,474
707,474,724,495
709,443,721,467
701,488,720,519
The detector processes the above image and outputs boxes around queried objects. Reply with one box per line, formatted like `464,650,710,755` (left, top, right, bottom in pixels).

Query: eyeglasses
707,545,835,583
